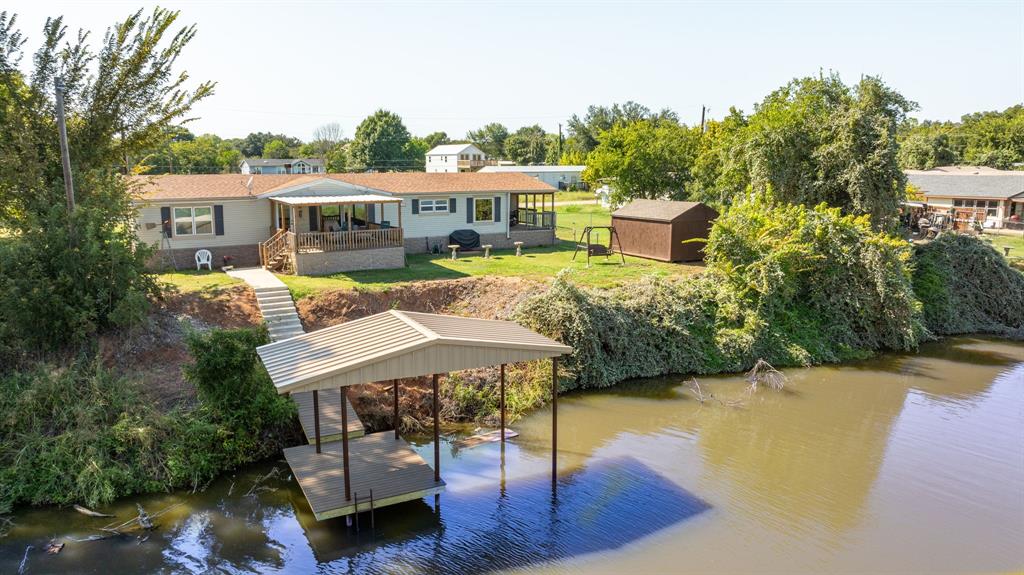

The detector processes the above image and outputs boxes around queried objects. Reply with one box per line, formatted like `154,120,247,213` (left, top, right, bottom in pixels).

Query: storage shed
611,200,718,262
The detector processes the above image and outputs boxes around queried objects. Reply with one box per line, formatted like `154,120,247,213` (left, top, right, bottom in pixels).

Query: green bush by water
0,327,297,512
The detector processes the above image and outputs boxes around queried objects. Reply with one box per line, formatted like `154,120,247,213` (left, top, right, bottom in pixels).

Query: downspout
506,192,511,240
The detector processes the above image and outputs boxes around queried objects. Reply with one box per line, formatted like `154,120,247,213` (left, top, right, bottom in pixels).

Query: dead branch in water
687,377,745,408
98,502,179,535
0,515,13,538
246,467,281,497
746,359,787,393
73,504,114,518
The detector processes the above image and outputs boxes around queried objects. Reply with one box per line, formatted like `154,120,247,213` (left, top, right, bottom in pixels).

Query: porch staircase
254,285,305,341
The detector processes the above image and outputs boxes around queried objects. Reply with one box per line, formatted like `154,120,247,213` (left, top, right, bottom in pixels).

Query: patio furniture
448,229,481,251
448,245,460,260
1004,247,1012,257
195,249,213,271
482,244,493,259
514,241,524,256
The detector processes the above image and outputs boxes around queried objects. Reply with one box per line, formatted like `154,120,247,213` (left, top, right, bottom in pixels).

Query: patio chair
195,249,213,271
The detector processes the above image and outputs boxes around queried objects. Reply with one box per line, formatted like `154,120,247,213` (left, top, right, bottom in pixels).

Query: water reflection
2,338,1022,574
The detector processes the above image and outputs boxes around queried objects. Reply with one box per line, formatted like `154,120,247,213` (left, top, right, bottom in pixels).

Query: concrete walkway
228,267,365,441
227,267,303,341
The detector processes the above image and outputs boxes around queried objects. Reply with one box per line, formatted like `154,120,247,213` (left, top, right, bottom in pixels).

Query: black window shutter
466,197,473,223
214,205,225,236
449,198,456,213
308,206,319,231
367,204,375,223
494,196,502,222
160,206,172,237
411,199,419,214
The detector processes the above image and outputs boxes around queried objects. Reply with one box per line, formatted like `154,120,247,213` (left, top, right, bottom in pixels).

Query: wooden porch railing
515,208,555,229
295,228,404,253
260,228,292,266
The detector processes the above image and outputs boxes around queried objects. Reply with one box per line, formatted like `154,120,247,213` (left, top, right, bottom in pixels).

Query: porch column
341,387,351,501
433,373,440,482
273,201,280,230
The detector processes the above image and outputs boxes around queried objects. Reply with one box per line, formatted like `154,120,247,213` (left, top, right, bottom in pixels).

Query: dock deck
293,389,365,443
284,432,445,520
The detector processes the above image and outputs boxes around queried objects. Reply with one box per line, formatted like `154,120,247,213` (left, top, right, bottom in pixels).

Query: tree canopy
466,122,509,158
347,109,417,171
503,124,549,165
897,105,1024,169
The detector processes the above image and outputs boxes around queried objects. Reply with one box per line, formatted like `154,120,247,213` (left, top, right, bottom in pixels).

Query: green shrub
913,234,1024,338
515,194,925,390
0,327,297,511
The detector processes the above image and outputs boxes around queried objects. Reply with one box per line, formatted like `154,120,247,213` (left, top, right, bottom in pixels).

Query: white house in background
240,158,324,175
905,166,1024,229
132,172,557,275
478,165,587,190
425,144,493,173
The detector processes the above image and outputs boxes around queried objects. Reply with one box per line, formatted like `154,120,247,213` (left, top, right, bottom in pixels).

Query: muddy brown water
2,337,1022,574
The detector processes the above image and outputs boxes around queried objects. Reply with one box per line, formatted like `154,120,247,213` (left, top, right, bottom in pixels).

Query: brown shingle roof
612,199,716,222
132,172,555,201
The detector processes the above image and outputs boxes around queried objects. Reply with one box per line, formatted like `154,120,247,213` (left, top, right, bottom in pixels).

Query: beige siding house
132,172,557,274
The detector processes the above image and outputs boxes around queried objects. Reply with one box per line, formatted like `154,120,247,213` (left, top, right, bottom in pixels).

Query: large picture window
420,198,449,213
474,198,494,222
174,206,213,236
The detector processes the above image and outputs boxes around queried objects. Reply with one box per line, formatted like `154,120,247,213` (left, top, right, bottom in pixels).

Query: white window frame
419,198,450,214
473,197,495,223
173,205,214,237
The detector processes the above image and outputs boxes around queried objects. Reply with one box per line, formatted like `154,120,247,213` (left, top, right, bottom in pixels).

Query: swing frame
571,226,626,267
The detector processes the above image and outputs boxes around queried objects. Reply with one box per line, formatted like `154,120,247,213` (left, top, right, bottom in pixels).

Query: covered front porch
260,195,405,275
510,191,556,230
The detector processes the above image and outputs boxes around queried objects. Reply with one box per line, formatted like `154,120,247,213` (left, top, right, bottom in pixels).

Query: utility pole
700,105,706,134
54,77,75,214
557,123,563,161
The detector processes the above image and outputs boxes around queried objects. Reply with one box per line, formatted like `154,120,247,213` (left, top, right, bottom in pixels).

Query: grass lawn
984,232,1024,256
555,204,613,241
158,270,243,293
555,190,599,203
279,242,701,299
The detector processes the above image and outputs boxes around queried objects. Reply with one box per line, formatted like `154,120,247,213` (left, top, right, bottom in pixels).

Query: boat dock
256,309,571,522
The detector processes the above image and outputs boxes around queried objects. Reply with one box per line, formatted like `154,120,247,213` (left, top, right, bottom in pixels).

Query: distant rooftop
905,167,1024,200
426,144,482,156
241,158,324,167
479,165,585,173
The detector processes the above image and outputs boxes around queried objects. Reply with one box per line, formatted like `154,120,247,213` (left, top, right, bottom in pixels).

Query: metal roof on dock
257,310,571,394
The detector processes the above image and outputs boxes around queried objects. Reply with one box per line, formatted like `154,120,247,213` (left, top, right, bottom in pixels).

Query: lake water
3,337,1022,574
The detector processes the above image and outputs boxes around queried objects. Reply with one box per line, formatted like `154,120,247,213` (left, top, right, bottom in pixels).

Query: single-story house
905,166,1024,229
132,172,558,275
611,199,718,262
478,165,587,190
241,158,324,175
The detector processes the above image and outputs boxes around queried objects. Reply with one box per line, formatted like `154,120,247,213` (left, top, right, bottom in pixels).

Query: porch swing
571,226,625,267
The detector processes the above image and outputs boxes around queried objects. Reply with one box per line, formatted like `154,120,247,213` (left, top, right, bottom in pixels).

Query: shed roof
256,310,571,394
906,169,1024,200
612,199,715,222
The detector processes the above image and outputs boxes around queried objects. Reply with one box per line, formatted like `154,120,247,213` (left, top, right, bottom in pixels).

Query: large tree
347,109,416,171
583,119,700,204
238,131,302,158
567,101,679,155
503,125,548,165
743,73,914,229
466,122,508,158
141,134,241,174
0,8,211,353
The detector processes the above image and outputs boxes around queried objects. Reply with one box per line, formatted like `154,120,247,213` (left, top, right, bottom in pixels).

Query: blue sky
8,1,1024,141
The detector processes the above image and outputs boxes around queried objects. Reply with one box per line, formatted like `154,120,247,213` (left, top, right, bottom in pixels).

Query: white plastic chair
195,249,213,271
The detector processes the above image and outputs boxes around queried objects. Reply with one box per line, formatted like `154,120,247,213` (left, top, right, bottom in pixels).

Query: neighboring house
425,144,494,173
132,172,557,275
906,166,1024,229
241,158,324,175
478,165,587,190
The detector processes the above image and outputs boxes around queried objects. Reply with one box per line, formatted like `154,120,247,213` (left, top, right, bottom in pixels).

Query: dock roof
257,310,571,394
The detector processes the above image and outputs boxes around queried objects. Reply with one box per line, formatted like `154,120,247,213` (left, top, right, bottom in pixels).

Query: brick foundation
149,243,260,271
293,247,406,275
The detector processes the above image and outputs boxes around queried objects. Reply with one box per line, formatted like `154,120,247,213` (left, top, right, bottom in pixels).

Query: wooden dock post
433,374,440,483
341,388,351,501
312,390,321,454
500,364,506,445
552,356,558,487
393,379,400,439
